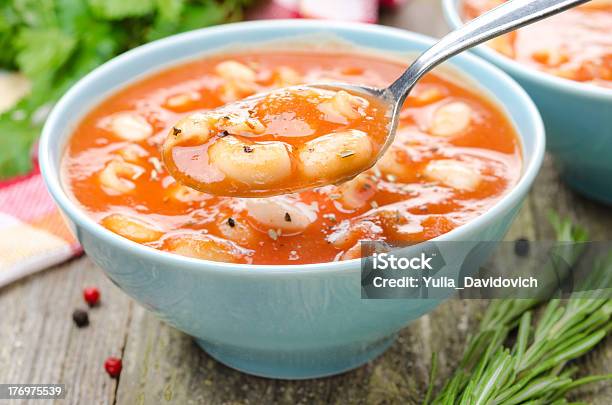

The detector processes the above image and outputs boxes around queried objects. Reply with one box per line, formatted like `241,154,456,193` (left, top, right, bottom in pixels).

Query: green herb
425,213,612,404
0,0,253,178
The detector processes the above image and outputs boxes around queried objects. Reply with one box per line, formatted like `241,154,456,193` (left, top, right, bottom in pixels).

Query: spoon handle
387,0,590,102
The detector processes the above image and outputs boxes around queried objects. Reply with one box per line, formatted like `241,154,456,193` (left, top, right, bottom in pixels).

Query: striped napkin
247,0,406,22
0,162,82,287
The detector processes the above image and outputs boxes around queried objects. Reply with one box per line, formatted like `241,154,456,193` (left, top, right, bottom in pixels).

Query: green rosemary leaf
514,311,531,365
503,376,572,405
422,352,438,405
428,215,611,405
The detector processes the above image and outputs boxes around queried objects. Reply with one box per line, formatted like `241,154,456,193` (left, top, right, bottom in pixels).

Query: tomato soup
62,50,522,265
463,0,612,88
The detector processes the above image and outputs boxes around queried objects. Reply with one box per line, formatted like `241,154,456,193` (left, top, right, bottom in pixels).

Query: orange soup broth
63,51,522,265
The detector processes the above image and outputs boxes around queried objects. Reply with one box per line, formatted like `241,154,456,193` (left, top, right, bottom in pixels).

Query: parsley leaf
88,0,156,20
0,0,253,179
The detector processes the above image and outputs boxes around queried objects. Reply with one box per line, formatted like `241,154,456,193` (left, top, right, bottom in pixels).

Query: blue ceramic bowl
443,0,612,204
39,20,544,379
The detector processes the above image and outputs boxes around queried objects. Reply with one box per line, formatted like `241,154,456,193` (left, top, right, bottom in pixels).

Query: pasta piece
423,159,481,191
375,145,410,181
531,48,569,67
298,130,373,181
217,216,256,245
99,160,144,194
487,33,516,58
407,86,446,107
165,91,201,109
167,184,207,203
340,243,362,261
101,213,163,243
117,144,148,163
337,174,377,209
165,113,214,149
162,234,248,263
429,102,472,137
327,219,383,249
104,112,152,141
215,61,257,82
208,136,292,187
217,114,265,136
216,61,258,102
272,66,302,87
245,196,317,234
318,90,369,123
331,90,368,119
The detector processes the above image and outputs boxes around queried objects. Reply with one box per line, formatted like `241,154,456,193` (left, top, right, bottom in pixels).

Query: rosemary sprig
426,213,612,405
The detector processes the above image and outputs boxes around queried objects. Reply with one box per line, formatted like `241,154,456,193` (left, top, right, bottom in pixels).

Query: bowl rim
442,0,612,101
39,19,545,275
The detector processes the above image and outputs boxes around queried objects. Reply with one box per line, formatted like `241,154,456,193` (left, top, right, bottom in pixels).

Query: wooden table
1,2,610,403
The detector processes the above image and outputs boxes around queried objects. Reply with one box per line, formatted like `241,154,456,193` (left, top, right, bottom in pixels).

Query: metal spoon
166,0,589,198
323,0,589,158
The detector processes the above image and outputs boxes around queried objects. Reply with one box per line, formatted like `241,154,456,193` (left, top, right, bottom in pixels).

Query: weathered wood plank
0,258,132,405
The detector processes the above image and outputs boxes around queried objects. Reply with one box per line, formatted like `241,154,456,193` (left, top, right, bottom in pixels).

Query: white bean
423,159,481,191
340,243,362,260
106,112,152,141
101,213,163,243
409,86,446,106
298,130,373,182
216,61,258,102
273,66,302,87
167,184,207,203
531,48,569,67
327,219,382,249
215,61,257,82
165,113,214,149
375,145,409,181
165,91,201,109
208,136,291,187
487,34,515,58
218,113,265,136
430,102,472,137
217,216,256,245
162,234,248,263
337,174,377,209
117,144,148,163
99,160,144,194
331,90,368,119
245,196,317,234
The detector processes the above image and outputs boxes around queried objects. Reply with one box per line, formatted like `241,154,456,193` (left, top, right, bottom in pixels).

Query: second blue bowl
443,0,612,204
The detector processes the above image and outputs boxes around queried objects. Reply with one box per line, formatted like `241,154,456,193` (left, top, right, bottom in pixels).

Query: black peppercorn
72,309,89,328
514,238,530,257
